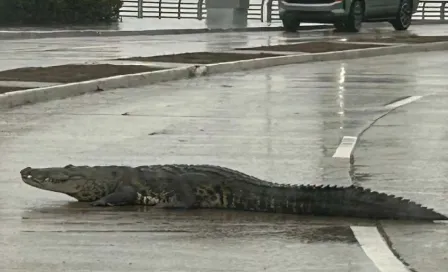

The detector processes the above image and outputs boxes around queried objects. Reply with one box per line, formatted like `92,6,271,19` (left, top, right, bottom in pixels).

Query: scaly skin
20,164,448,220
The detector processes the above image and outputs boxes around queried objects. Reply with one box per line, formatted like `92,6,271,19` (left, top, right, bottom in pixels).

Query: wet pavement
0,17,285,31
1,23,448,71
1,49,448,271
350,55,448,272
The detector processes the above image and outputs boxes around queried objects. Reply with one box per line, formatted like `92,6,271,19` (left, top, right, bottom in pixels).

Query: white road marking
332,136,357,158
434,220,448,224
385,96,423,109
351,226,409,272
332,96,423,160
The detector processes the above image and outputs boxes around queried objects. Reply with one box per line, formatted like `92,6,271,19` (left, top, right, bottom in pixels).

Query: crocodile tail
272,184,448,221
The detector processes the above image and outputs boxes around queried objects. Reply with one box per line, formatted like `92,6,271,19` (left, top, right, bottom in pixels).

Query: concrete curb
0,25,331,40
2,41,448,110
199,41,448,76
0,66,196,109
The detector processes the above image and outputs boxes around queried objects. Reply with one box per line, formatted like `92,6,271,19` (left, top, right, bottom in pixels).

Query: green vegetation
0,0,123,26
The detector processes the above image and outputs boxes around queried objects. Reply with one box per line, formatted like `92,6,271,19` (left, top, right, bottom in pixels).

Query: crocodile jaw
20,167,84,194
22,174,45,189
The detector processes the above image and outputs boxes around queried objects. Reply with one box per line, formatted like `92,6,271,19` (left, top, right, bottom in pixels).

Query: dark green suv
279,0,419,32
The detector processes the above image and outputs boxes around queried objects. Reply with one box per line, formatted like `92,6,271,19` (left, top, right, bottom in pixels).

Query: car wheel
281,12,300,32
345,0,364,32
391,0,412,30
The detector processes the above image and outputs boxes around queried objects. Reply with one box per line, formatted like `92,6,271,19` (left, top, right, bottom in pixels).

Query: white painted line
351,226,409,272
385,96,423,109
332,136,357,158
434,220,448,224
331,96,422,160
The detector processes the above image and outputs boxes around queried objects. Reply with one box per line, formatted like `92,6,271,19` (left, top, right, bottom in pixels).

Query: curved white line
351,226,409,272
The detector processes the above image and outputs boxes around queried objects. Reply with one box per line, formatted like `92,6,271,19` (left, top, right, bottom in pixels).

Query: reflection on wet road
1,49,448,270
6,204,379,272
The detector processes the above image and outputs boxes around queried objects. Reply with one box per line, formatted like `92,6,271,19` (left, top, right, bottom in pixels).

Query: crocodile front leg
90,185,138,206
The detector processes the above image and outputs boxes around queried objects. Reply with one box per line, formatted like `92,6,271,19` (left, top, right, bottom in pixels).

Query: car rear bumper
278,0,345,12
279,1,347,23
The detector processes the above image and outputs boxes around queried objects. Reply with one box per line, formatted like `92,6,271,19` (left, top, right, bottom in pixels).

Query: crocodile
20,164,448,221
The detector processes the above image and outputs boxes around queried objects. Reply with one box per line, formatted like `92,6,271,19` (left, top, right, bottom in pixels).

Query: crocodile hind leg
90,185,138,206
160,173,208,209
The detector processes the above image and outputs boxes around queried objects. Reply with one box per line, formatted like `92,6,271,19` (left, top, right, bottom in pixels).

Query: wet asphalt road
1,49,448,271
1,23,448,71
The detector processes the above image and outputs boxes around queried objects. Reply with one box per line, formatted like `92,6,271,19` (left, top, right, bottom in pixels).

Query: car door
385,0,402,17
363,0,387,18
362,0,376,18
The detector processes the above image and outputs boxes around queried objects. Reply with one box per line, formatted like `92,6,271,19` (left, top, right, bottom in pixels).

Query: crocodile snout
20,167,33,179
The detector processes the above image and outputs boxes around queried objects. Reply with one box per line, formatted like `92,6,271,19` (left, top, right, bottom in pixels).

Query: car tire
281,12,301,32
345,0,364,32
390,0,412,30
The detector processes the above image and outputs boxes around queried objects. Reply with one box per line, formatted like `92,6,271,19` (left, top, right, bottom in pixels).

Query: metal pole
266,0,273,23
260,0,265,22
158,0,162,18
441,2,446,20
197,0,204,20
137,0,143,18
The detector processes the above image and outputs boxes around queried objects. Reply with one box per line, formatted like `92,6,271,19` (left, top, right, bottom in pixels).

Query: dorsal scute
155,164,283,187
132,164,446,220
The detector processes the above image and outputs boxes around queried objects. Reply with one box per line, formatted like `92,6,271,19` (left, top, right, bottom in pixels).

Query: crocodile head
20,164,94,194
